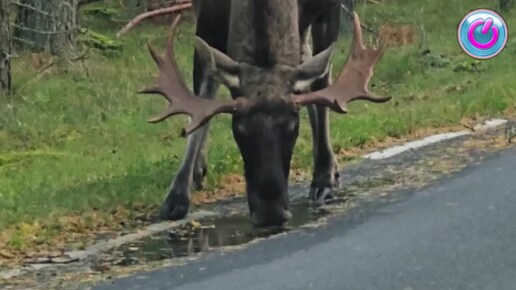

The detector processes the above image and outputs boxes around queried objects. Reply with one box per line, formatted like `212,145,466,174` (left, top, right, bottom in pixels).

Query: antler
140,14,246,137
293,12,391,113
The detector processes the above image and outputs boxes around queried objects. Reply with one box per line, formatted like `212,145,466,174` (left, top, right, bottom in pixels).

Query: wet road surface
93,147,516,290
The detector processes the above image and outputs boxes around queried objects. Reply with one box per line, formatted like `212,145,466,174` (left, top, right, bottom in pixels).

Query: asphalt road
95,148,516,290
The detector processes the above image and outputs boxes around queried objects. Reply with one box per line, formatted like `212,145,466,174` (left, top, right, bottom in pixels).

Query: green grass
0,0,515,247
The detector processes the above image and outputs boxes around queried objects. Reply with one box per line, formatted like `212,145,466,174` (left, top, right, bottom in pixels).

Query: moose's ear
194,37,241,90
293,43,335,92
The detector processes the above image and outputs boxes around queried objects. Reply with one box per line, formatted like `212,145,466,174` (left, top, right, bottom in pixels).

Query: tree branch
116,2,192,38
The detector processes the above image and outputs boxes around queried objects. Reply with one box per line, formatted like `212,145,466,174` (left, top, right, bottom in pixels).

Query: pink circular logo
458,9,508,59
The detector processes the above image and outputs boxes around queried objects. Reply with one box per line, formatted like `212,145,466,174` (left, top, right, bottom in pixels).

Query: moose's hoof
309,186,336,205
160,193,190,221
309,170,340,205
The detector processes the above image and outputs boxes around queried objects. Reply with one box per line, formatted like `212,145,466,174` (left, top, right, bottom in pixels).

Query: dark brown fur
161,0,343,225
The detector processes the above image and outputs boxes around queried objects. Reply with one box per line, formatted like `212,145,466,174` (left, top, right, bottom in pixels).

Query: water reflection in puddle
101,197,350,267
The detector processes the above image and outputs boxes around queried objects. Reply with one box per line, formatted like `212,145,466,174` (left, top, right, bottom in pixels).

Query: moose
141,0,390,226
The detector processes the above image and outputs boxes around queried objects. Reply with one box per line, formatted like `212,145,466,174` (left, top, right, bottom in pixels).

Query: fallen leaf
0,250,14,259
190,221,202,229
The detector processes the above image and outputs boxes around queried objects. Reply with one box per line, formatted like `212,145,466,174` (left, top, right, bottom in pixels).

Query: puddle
98,197,351,268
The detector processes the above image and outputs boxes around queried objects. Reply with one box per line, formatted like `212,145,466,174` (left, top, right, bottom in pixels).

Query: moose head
142,12,390,226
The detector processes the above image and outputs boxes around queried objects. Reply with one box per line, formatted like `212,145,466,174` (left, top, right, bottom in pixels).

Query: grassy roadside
0,0,515,257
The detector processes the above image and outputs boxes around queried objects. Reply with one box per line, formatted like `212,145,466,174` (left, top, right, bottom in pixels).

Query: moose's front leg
162,126,209,220
161,52,220,220
307,5,341,203
307,104,340,203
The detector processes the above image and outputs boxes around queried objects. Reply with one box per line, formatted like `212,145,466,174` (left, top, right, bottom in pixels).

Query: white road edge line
0,118,509,281
362,118,508,160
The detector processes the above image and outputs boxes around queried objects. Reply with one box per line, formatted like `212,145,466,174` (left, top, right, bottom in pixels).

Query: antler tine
146,41,163,67
139,14,246,137
350,13,384,65
294,12,391,112
164,13,181,63
352,12,365,51
140,14,183,103
140,41,172,102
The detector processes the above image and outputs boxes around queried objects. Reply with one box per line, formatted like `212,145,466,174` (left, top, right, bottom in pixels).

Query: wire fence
6,0,191,52
6,0,76,57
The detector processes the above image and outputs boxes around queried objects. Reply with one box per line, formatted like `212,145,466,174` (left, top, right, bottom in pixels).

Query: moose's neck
227,0,301,67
